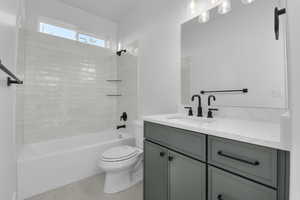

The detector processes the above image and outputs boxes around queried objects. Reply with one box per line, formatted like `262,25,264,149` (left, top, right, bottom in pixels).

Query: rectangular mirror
181,0,287,109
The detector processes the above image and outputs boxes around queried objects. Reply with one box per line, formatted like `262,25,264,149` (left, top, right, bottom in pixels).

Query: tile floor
26,174,143,200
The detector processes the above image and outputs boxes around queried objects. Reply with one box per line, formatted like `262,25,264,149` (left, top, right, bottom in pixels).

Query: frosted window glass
78,33,105,47
39,23,106,48
40,23,76,41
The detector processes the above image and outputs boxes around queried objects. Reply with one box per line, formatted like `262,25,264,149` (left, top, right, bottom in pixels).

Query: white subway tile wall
18,31,119,144
117,54,138,123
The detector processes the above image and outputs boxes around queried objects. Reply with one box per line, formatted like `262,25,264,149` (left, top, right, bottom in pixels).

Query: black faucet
208,95,216,106
117,125,126,130
191,95,203,117
184,107,193,116
207,95,218,118
207,108,219,118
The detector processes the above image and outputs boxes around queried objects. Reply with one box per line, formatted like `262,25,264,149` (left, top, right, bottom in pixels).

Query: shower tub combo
18,130,134,200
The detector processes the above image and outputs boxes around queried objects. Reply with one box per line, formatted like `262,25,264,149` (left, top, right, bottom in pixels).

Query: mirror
181,0,287,109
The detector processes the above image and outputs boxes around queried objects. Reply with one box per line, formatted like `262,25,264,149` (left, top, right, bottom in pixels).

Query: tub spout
117,125,126,130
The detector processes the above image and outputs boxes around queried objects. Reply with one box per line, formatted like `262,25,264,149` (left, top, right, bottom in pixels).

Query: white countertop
143,114,291,151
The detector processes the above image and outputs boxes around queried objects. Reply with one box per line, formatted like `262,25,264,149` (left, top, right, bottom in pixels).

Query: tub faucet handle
120,112,128,121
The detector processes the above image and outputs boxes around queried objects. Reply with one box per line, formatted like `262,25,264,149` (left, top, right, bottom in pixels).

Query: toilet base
104,166,143,194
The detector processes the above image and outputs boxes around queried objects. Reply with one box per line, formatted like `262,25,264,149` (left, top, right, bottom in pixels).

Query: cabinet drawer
208,136,278,187
208,167,277,200
144,122,206,161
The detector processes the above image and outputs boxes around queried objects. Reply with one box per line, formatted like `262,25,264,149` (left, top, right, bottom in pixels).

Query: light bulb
118,42,122,51
211,0,219,4
218,0,232,14
198,10,210,23
190,0,196,14
241,0,255,4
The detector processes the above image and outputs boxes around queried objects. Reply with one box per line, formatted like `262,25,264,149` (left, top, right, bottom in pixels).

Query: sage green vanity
144,121,290,200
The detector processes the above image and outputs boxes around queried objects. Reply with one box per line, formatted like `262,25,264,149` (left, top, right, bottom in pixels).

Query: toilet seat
102,146,138,162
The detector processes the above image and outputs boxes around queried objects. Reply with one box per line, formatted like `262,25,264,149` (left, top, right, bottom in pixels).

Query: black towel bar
0,59,23,86
106,94,122,97
200,88,248,94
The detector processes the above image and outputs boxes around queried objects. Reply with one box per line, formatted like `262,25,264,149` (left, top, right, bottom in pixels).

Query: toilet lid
102,146,138,161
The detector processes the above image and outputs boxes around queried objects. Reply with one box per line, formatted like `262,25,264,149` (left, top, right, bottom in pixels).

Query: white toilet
99,121,143,194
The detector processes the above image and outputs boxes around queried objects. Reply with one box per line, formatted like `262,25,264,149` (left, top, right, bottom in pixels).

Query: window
40,23,77,41
78,33,105,48
39,22,107,48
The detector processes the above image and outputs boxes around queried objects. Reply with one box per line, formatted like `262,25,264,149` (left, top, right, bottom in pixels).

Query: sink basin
165,115,215,126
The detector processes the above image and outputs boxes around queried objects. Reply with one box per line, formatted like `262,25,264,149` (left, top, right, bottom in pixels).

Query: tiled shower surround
117,54,138,123
17,31,137,144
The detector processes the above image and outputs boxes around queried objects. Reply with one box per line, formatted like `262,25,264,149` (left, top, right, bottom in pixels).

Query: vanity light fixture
241,0,255,4
218,0,232,14
198,10,210,23
195,0,255,24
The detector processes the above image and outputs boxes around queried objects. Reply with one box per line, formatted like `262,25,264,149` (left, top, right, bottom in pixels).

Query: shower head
116,49,127,56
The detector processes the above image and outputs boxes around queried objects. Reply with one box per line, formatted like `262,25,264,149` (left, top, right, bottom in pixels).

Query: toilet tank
133,120,144,149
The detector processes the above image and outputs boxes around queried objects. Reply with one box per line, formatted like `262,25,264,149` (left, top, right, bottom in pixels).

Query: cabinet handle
160,152,166,157
217,151,260,166
168,156,174,161
217,194,223,200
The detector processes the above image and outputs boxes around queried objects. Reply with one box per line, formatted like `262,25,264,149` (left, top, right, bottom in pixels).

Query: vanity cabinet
144,141,206,200
144,122,290,200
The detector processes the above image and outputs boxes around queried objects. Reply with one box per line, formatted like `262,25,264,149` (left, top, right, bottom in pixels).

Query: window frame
38,17,110,49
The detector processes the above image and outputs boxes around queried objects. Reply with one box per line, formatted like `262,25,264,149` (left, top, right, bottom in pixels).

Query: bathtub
18,130,135,200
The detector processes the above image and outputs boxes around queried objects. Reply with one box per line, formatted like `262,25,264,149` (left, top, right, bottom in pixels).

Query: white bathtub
18,130,135,200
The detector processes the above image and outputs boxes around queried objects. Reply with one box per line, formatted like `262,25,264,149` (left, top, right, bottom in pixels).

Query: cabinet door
144,141,168,200
169,151,206,200
208,166,277,200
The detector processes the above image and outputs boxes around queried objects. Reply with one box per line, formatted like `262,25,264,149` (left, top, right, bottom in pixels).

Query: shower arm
116,49,127,56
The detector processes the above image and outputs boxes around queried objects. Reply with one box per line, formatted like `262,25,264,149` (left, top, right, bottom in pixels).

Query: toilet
99,121,143,194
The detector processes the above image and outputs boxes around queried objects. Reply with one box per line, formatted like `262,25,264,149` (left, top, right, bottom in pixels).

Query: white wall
286,1,300,200
24,0,118,49
0,0,20,199
118,0,208,116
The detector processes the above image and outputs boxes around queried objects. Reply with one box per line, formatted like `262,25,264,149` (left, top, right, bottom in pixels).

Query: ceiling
59,0,139,22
